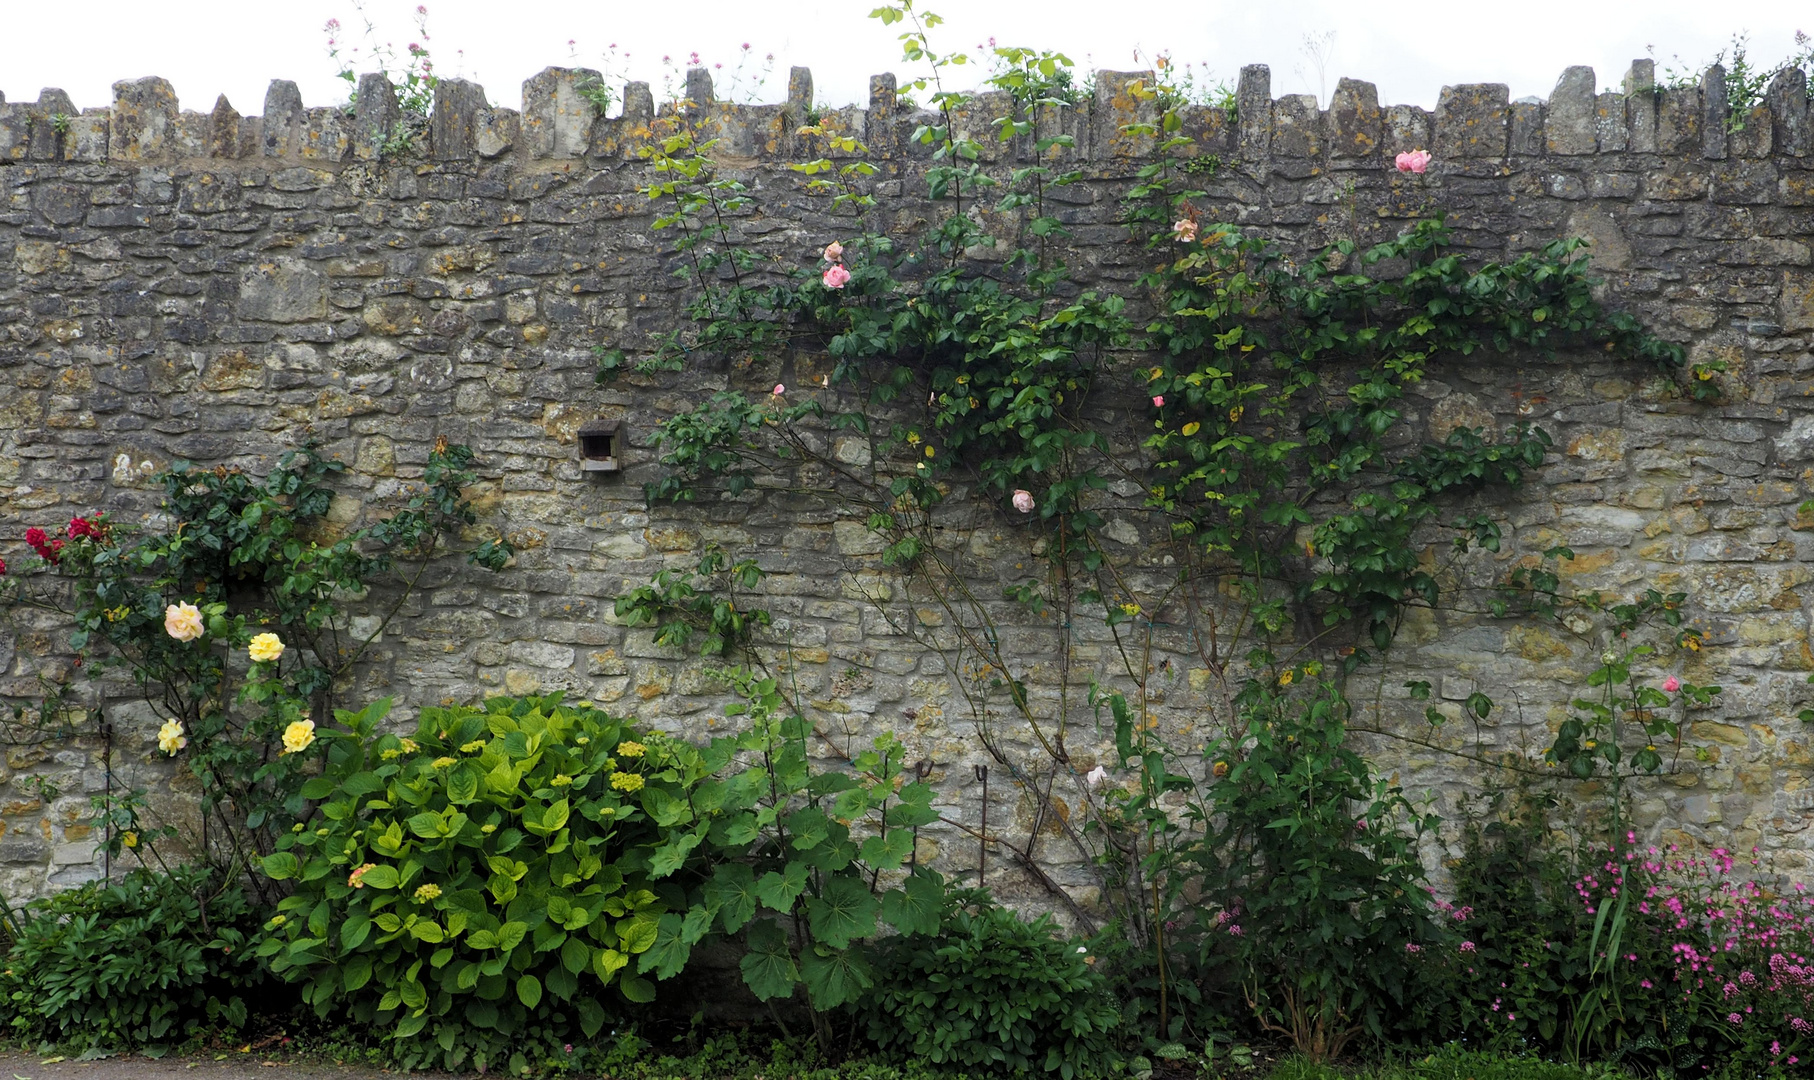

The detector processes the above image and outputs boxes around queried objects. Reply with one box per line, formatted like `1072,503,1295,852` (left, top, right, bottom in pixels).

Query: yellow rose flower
163,601,205,642
610,772,645,793
282,719,316,755
1279,670,1295,687
248,632,285,663
157,719,187,755
615,741,646,758
121,831,138,849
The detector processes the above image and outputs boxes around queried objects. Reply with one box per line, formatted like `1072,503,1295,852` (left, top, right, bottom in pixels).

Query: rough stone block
431,78,488,160
1270,93,1320,159
522,67,600,159
788,66,813,115
1325,77,1380,159
261,78,304,157
1782,270,1814,331
109,76,179,161
1091,71,1158,159
1386,104,1431,155
1657,87,1699,152
65,110,108,162
0,102,28,163
1435,83,1508,158
474,107,517,159
1767,68,1810,156
1594,91,1627,152
1509,100,1544,155
685,67,714,109
1702,64,1728,159
1545,67,1596,154
623,81,653,123
299,107,350,162
1236,64,1270,159
29,89,76,161
239,257,327,322
352,73,401,161
208,94,242,157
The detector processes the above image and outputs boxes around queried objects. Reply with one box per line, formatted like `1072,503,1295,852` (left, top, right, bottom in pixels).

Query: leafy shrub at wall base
0,864,266,1052
862,888,1120,1079
257,695,700,1073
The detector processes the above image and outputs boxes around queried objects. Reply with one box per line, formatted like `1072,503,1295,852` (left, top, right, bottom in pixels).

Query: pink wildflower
772,384,785,396
1171,218,1198,243
1152,395,1164,408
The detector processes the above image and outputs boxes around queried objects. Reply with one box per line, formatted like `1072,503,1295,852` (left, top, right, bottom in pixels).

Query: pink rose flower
772,384,785,396
1662,675,1681,693
822,263,851,289
1152,395,1164,408
1171,218,1197,243
1395,149,1432,174
823,241,844,262
1012,489,1035,514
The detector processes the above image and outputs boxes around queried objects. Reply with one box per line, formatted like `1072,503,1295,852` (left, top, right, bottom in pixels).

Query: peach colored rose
823,241,844,261
1012,489,1035,514
164,601,204,642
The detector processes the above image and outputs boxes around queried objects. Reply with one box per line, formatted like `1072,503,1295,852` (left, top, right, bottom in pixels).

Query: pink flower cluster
821,241,850,289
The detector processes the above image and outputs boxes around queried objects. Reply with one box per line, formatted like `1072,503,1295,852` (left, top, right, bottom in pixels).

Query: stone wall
1,57,1813,906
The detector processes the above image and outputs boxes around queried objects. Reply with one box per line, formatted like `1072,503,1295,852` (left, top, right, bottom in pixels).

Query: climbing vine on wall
591,2,1720,1051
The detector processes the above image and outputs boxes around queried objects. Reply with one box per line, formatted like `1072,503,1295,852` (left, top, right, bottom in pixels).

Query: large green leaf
340,912,372,951
445,763,481,805
637,912,693,980
880,870,945,936
755,861,810,912
805,873,879,950
705,864,758,933
858,829,913,870
261,852,299,880
738,920,798,1001
516,973,542,1009
647,828,704,879
641,787,692,827
358,864,400,890
799,943,873,1008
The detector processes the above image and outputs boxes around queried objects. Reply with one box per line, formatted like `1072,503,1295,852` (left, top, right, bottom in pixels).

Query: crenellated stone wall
1,58,1812,908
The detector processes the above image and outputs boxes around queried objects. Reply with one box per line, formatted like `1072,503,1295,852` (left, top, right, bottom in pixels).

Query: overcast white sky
0,1,1807,117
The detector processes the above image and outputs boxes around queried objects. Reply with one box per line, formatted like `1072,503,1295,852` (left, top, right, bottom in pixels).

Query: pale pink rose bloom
1663,676,1681,693
1171,218,1198,243
1012,489,1035,514
822,264,851,289
1152,395,1164,408
1395,149,1432,174
164,601,205,642
1085,765,1108,789
772,384,785,395
823,241,844,262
